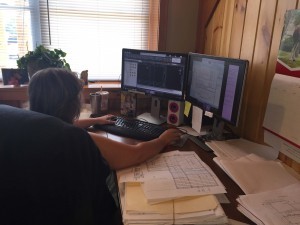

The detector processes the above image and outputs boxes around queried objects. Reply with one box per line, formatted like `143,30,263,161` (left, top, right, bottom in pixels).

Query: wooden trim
149,0,160,50
195,0,220,53
0,81,121,102
158,0,169,51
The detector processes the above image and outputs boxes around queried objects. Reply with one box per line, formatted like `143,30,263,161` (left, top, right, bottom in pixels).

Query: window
0,0,160,81
0,0,40,69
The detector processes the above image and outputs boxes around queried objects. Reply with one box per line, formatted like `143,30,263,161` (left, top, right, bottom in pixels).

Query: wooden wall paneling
196,0,219,53
204,16,214,53
220,0,235,57
158,0,169,51
228,0,247,58
149,0,160,50
242,0,277,142
239,0,261,138
164,0,199,53
211,0,226,55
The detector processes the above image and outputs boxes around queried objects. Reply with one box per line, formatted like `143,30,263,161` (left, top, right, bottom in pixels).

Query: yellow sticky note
184,101,191,117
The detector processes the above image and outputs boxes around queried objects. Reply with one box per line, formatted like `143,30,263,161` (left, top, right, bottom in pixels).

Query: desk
90,127,255,224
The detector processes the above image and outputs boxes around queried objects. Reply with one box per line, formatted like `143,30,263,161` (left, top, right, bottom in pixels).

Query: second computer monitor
186,53,248,139
121,48,188,124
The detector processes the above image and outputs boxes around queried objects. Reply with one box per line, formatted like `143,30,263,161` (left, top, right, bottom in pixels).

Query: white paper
206,138,278,160
237,183,300,225
216,158,299,194
263,73,300,147
192,106,203,134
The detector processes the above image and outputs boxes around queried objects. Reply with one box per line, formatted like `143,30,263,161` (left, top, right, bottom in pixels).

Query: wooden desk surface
90,127,255,224
0,82,120,101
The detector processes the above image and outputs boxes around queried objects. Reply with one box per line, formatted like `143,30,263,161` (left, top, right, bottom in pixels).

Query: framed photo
1,68,29,86
277,9,300,77
120,91,136,117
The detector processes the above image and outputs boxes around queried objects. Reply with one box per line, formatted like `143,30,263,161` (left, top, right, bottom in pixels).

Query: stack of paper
206,138,278,160
117,151,228,225
211,149,300,224
237,183,300,225
213,155,299,194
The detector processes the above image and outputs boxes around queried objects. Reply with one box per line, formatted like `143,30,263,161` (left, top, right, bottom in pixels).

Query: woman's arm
74,114,115,128
88,129,181,170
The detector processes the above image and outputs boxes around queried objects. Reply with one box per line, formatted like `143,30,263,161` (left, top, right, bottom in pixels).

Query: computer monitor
186,53,248,140
121,48,188,124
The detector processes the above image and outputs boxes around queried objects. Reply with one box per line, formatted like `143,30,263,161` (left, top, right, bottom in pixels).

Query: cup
90,91,109,116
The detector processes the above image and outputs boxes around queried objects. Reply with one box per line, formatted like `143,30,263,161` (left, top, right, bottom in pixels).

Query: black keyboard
93,116,167,141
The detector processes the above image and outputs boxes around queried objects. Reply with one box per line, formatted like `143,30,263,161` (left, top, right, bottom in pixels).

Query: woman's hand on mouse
158,129,181,146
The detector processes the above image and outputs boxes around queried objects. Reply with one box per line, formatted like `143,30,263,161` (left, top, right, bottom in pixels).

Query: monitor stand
137,97,166,124
201,118,225,141
201,117,239,141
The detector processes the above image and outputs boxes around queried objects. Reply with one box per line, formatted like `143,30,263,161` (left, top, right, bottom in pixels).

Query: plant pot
27,59,50,78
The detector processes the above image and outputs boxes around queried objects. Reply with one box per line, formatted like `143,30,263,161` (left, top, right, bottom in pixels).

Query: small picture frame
1,68,29,86
80,70,88,85
120,91,136,117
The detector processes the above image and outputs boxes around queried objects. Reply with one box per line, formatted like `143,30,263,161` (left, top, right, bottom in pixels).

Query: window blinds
39,0,160,80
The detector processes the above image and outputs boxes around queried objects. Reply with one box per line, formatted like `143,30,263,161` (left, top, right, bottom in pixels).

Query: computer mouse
172,134,189,147
109,116,118,122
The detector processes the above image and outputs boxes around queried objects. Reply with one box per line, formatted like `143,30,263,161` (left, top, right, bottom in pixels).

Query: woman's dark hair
28,68,83,124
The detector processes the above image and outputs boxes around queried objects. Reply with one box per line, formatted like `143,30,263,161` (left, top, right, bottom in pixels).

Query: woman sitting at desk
28,68,180,170
26,68,181,224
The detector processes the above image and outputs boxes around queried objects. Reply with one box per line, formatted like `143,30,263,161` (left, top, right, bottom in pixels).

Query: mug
90,91,109,116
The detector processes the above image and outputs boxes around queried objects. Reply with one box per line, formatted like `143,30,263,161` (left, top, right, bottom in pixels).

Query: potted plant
16,45,71,78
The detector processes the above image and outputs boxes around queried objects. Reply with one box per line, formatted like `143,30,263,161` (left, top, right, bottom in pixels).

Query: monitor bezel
185,53,248,127
121,48,188,101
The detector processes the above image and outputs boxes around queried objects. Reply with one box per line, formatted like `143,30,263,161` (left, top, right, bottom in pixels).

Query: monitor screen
186,53,248,127
121,48,188,101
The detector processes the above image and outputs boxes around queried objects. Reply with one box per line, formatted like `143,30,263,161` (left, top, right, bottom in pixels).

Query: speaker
167,100,184,126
